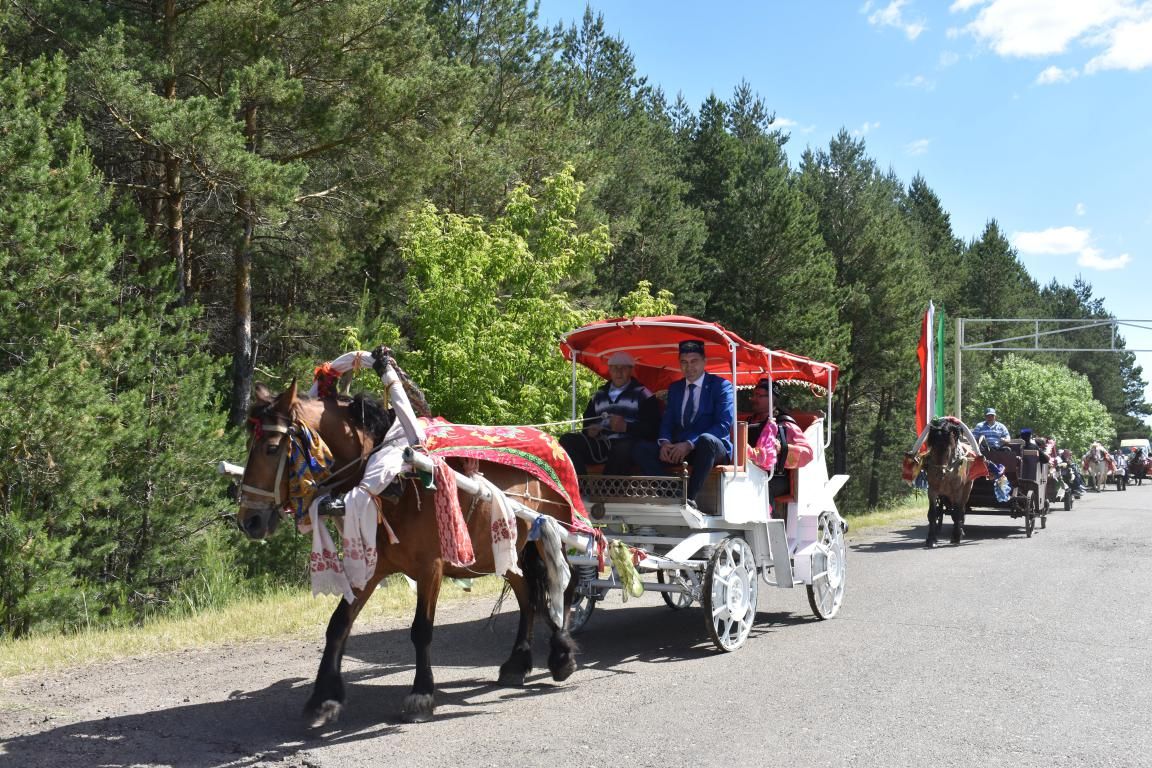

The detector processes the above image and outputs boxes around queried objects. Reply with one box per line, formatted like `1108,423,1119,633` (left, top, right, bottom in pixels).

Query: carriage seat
710,420,748,473
577,419,750,483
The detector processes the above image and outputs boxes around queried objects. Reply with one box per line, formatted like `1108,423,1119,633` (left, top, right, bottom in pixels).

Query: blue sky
538,0,1152,414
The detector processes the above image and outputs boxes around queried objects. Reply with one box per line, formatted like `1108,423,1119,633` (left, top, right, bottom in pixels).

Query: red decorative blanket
423,420,592,533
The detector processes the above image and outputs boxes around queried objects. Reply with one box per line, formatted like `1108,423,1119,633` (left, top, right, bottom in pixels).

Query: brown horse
923,419,974,547
236,381,578,726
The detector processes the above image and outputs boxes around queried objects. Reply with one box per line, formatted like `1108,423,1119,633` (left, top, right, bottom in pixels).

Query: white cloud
1075,202,1087,216
906,138,931,155
951,0,1152,74
939,50,962,66
953,0,1132,57
1078,250,1133,269
1013,226,1132,271
1013,226,1092,254
774,117,816,134
852,121,881,136
899,74,937,89
1085,16,1152,71
1035,65,1079,83
866,0,928,40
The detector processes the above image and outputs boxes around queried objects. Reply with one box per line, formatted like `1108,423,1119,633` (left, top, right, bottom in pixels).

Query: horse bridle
240,415,375,513
240,421,294,509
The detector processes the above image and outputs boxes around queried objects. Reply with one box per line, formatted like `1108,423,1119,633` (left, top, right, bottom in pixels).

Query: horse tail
527,517,571,628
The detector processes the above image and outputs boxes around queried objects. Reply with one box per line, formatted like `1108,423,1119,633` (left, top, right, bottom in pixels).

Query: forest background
1,0,1148,639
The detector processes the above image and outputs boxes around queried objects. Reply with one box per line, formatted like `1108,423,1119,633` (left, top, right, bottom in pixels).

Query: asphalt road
3,484,1151,768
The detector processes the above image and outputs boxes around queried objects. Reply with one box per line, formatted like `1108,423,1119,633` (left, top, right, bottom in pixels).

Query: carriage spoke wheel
568,565,604,634
807,511,847,620
702,536,758,652
657,567,698,610
1032,490,1041,538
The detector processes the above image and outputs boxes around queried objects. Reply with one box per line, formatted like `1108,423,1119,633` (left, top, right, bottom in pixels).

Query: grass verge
0,575,504,680
1,500,924,680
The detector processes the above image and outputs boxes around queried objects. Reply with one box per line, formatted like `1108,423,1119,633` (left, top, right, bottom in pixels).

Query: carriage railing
578,474,687,503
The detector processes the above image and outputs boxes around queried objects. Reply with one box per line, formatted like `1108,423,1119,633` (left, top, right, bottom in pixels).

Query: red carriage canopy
559,315,839,394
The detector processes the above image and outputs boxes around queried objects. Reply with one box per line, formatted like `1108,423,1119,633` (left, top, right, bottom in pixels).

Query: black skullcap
678,340,705,356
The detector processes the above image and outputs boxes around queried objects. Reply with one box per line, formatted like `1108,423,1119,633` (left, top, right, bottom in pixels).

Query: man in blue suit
633,339,735,503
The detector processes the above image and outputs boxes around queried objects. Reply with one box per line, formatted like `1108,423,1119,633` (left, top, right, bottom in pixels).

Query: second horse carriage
559,316,849,652
966,438,1051,538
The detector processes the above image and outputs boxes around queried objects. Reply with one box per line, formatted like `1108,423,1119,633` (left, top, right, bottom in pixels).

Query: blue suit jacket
659,372,735,457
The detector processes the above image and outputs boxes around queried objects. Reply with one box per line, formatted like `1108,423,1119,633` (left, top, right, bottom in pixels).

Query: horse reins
241,417,378,511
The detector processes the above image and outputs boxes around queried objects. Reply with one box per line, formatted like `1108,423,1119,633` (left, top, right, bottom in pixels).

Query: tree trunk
229,102,259,427
866,388,892,508
165,153,185,301
162,1,187,302
229,201,254,427
833,386,850,476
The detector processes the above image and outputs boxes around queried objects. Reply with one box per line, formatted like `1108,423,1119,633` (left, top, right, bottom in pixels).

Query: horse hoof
497,669,527,687
305,699,342,728
549,657,576,683
926,540,937,549
400,693,435,723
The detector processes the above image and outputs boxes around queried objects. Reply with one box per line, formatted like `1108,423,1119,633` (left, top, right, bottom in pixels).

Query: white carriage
560,316,850,652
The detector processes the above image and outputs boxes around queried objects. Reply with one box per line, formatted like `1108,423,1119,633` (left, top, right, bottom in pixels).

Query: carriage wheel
702,536,759,652
568,591,601,634
1025,490,1037,538
657,567,698,610
568,565,605,634
806,511,847,620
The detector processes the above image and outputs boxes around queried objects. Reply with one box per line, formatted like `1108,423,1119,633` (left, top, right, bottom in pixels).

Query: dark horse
923,419,975,547
236,381,578,726
1127,452,1149,486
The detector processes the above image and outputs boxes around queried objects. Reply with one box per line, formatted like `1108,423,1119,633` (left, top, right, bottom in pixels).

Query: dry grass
1,500,924,680
846,497,924,533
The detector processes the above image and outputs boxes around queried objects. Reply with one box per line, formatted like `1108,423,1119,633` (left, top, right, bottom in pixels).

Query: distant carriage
966,438,1051,538
1082,443,1114,492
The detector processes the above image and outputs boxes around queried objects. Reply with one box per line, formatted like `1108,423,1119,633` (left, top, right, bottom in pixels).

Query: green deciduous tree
396,166,610,424
969,355,1114,454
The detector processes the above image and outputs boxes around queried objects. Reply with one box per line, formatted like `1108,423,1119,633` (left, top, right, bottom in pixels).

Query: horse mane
347,393,393,444
926,419,961,452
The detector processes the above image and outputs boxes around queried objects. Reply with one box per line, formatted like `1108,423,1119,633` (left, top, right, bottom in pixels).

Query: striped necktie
683,382,697,426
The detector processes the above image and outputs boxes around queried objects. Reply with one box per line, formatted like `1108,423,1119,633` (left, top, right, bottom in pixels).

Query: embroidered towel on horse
307,497,355,604
475,474,522,578
337,496,379,591
430,454,476,568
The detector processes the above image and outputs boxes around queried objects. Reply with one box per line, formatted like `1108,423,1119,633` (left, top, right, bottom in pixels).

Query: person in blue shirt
632,339,734,503
971,407,1010,451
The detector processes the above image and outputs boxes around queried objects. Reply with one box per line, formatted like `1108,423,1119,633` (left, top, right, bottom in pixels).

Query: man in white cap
971,406,1010,451
559,351,660,475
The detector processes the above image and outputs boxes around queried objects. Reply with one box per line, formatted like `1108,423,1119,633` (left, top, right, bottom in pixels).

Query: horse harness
923,438,966,476
241,417,370,512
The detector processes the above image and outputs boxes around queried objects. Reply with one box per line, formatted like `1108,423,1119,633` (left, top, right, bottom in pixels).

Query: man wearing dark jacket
559,351,660,475
633,339,734,502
